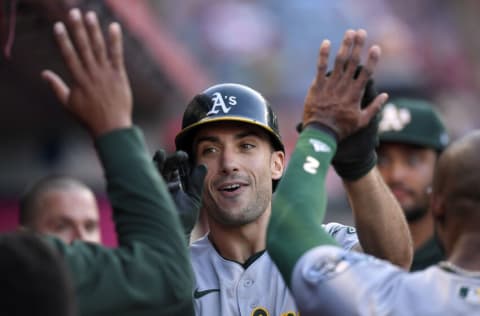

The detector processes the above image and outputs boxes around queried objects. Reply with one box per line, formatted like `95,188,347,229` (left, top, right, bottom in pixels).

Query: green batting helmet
378,98,449,151
175,83,284,153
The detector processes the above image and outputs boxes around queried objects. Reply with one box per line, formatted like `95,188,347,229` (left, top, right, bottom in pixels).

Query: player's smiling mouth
220,183,241,192
217,181,248,195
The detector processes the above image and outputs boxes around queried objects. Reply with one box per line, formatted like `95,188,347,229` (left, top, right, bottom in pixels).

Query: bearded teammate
377,99,449,270
168,29,411,315
267,37,480,315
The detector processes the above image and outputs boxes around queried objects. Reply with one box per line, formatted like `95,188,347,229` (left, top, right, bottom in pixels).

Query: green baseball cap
378,98,449,151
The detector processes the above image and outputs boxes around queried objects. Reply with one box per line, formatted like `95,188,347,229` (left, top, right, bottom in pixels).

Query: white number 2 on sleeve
303,156,320,174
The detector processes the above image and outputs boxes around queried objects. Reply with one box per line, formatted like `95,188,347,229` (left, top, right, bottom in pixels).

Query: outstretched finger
344,29,366,80
329,29,355,85
108,22,125,71
359,92,388,127
312,39,331,87
84,11,108,65
52,22,85,82
41,70,70,105
354,45,381,91
67,8,96,70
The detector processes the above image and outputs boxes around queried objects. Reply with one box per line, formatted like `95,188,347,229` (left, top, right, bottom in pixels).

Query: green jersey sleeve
47,127,194,316
267,126,339,287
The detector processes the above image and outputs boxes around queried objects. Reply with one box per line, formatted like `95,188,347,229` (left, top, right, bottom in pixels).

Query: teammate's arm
344,168,413,268
41,9,194,315
268,127,338,284
296,28,413,268
268,29,387,286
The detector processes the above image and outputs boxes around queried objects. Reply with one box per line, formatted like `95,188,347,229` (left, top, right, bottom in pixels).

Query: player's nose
219,147,240,174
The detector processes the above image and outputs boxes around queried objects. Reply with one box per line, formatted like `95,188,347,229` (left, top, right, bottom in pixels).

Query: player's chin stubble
208,187,271,227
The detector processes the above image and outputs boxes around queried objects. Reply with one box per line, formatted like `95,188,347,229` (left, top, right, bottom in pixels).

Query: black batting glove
331,69,379,181
153,149,207,239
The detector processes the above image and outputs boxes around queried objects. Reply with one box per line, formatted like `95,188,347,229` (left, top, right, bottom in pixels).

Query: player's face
377,143,437,222
193,122,284,227
33,188,102,244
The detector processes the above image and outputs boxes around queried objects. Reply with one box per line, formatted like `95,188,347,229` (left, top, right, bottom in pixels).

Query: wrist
91,118,133,138
334,150,377,181
303,123,338,143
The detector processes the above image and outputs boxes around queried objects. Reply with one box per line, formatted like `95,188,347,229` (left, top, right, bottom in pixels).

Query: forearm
344,167,413,269
49,127,194,316
96,127,185,250
42,9,194,315
268,127,338,287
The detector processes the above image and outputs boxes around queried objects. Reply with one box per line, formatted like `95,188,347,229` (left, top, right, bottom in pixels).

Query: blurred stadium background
1,0,479,245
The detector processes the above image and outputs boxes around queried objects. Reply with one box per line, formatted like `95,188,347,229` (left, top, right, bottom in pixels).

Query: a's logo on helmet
206,92,237,116
379,103,411,133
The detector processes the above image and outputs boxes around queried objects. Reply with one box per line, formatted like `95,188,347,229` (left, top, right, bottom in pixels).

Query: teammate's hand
41,9,132,137
153,149,207,237
301,29,388,141
297,66,381,180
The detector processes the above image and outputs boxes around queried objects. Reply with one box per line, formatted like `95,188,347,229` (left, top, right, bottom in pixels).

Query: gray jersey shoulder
291,245,480,316
189,225,356,315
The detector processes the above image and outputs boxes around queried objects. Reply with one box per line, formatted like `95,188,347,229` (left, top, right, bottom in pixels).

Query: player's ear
271,150,285,181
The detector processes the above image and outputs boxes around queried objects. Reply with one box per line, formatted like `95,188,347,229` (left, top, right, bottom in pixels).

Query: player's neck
448,233,480,271
408,211,434,250
207,209,270,264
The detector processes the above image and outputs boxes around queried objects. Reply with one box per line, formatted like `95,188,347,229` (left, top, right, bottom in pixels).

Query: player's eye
200,146,219,155
240,143,255,150
84,221,99,233
52,221,69,232
407,154,422,167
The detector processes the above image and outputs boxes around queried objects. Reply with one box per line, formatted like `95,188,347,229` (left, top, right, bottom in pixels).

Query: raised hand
302,29,388,141
42,9,132,137
153,149,207,237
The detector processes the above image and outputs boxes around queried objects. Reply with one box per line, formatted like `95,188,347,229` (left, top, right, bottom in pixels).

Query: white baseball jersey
291,245,480,316
190,222,358,315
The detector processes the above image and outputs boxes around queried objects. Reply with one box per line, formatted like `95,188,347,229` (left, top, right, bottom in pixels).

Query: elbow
386,228,414,270
355,238,414,270
396,240,414,270
386,246,413,270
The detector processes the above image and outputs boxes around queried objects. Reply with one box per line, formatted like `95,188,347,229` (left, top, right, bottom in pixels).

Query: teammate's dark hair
434,131,480,216
0,232,77,316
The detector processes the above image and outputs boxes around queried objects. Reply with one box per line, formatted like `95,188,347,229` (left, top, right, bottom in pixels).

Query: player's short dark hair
19,175,92,226
433,130,480,216
0,232,77,316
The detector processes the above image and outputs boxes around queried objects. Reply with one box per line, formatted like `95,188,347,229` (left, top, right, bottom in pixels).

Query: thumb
360,92,388,128
42,70,70,105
